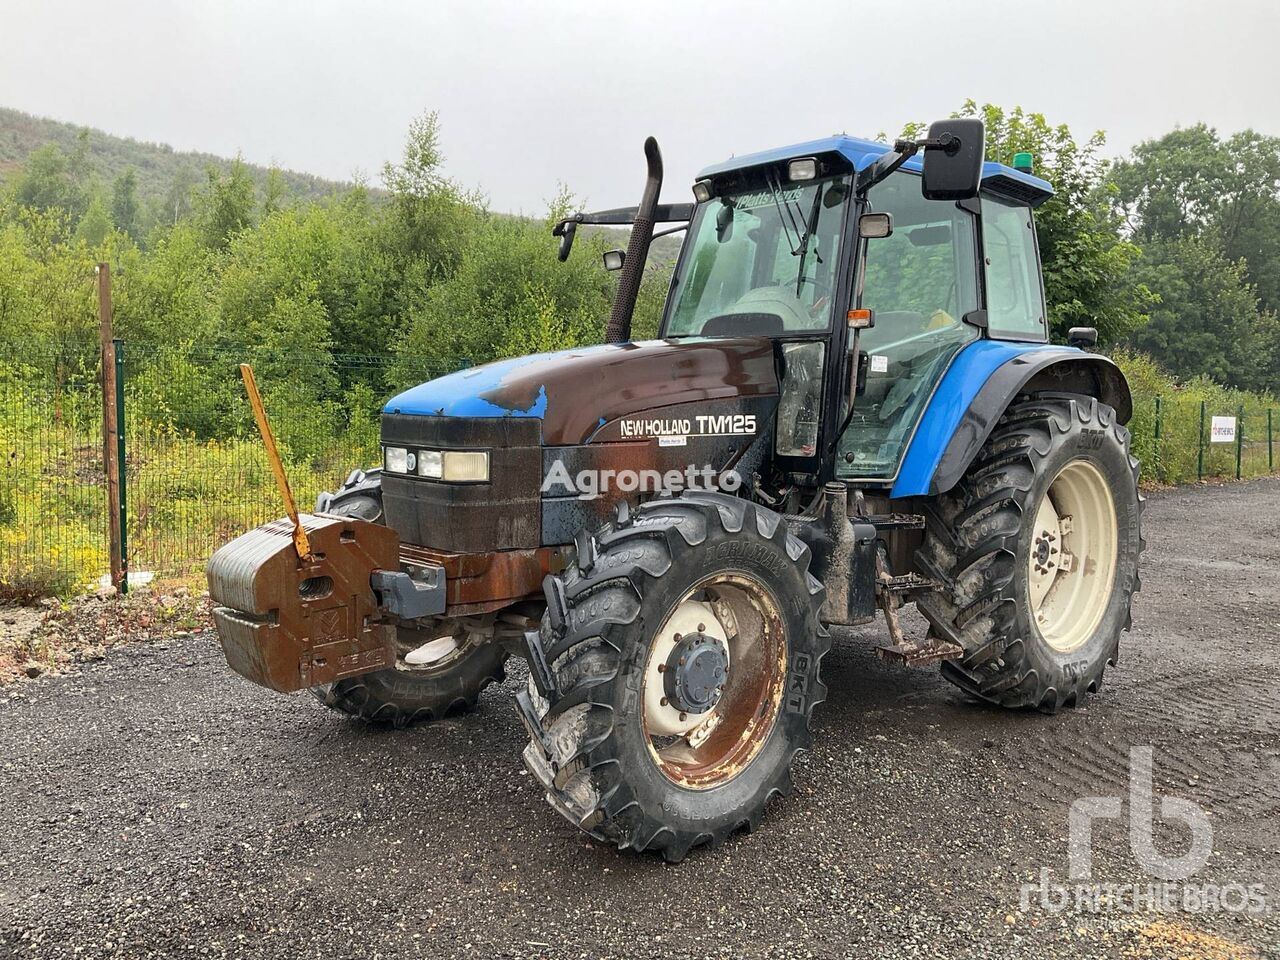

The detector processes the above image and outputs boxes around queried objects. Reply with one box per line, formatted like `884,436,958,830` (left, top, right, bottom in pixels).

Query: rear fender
890,343,1131,498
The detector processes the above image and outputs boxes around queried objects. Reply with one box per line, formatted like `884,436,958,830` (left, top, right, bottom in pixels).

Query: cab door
836,171,982,480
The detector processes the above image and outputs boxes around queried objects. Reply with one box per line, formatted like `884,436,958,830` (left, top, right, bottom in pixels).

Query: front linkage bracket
873,548,962,668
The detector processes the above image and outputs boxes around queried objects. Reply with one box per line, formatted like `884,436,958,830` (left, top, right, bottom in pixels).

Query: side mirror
1068,326,1098,350
553,219,578,262
858,213,893,239
921,118,985,202
715,202,735,243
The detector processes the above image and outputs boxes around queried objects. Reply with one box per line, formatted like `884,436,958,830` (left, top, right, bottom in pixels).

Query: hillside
0,105,357,207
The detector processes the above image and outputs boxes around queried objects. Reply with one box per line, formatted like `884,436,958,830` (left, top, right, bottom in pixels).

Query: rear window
983,196,1047,341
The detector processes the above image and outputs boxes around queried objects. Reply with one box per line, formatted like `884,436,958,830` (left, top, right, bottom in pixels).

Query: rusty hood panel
382,337,779,445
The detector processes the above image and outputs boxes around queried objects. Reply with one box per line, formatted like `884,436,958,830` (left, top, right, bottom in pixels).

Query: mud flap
207,513,400,692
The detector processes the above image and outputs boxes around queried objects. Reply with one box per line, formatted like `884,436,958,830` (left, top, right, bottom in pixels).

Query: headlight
417,450,443,479
442,450,489,482
386,446,489,482
384,446,410,473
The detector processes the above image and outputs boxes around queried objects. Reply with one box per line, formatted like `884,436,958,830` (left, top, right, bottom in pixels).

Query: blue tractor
209,120,1142,861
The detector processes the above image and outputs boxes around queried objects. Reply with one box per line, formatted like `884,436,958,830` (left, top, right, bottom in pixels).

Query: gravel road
2,480,1278,959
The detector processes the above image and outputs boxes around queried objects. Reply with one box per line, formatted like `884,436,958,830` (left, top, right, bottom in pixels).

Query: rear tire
312,469,508,727
916,395,1142,712
520,492,829,862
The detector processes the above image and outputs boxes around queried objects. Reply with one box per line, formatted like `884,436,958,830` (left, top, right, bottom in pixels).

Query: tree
261,167,287,216
193,157,256,248
111,168,140,240
1111,125,1280,314
9,144,84,225
379,111,477,277
1127,237,1266,389
74,188,113,247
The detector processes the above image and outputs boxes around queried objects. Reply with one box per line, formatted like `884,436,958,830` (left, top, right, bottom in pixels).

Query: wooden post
98,263,124,592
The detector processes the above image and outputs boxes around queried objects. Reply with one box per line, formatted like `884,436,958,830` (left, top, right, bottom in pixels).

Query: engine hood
383,338,780,445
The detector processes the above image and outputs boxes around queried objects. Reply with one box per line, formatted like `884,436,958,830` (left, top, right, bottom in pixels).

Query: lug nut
657,663,667,673
660,697,669,707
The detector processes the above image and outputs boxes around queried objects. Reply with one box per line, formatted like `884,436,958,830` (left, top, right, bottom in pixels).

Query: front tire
520,492,830,862
916,395,1142,712
312,469,508,727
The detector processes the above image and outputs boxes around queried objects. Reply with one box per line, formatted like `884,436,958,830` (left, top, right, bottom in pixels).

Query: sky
1,0,1277,213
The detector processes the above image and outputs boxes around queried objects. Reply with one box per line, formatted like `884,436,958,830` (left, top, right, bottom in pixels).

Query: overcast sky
2,0,1277,212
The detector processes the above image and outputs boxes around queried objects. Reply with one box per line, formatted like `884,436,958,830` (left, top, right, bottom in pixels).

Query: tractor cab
555,121,1059,498
651,125,1056,490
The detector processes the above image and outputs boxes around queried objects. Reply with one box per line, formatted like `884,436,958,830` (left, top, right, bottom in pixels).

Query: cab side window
836,172,980,479
984,197,1047,341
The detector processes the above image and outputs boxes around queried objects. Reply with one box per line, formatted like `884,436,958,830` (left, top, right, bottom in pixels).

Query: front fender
890,341,1131,498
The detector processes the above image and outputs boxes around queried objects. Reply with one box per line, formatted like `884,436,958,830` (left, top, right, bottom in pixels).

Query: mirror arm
856,143,919,196
856,132,965,197
651,222,690,241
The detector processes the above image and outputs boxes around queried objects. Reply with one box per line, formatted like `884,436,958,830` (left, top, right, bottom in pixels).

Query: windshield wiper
794,184,825,296
766,171,802,256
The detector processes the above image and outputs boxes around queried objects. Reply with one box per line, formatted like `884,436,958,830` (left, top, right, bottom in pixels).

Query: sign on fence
1210,416,1238,443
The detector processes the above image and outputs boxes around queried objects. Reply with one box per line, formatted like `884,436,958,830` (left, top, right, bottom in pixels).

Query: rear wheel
311,469,508,726
916,395,1142,711
519,493,829,861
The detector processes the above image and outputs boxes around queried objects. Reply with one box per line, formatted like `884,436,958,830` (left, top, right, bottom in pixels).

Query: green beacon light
1012,151,1035,174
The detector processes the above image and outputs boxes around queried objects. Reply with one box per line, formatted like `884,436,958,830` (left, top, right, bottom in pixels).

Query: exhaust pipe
606,136,662,343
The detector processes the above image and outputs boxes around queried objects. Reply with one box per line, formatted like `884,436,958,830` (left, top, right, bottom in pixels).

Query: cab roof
697,134,1055,208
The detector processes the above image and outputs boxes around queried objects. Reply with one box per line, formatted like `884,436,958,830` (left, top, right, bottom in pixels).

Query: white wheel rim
640,575,786,790
1028,459,1119,653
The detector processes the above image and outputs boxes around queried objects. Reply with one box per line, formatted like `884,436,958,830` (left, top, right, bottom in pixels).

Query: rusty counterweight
208,514,399,692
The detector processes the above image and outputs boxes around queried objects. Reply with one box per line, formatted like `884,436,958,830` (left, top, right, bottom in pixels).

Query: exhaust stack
606,136,663,343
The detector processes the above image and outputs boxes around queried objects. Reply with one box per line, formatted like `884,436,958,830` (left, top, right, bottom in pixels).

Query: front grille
380,414,542,553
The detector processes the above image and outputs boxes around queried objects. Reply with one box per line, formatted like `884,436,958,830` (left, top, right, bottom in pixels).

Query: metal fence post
1197,400,1206,481
97,263,125,592
1269,408,1274,473
1154,395,1163,482
114,338,128,594
1236,405,1244,481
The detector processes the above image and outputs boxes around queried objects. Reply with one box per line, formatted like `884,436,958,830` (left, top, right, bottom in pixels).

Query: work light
788,158,818,181
416,450,443,479
383,446,410,473
691,179,714,203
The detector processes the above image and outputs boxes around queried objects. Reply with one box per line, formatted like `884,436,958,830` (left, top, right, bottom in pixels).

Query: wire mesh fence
1,337,465,596
0,335,1278,597
0,338,107,597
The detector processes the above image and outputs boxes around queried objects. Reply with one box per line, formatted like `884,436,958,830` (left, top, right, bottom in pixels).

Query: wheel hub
663,632,727,715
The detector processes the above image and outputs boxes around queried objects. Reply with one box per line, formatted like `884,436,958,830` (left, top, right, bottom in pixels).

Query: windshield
664,171,851,337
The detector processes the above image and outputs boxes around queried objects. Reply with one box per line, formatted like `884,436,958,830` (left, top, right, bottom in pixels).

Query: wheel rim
1028,459,1119,653
641,574,787,790
394,620,479,675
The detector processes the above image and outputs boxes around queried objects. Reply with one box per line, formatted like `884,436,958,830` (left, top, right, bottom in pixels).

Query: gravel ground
1,479,1278,959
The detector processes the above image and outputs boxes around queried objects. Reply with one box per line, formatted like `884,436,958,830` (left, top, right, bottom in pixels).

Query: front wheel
916,395,1143,712
520,493,830,861
311,468,508,726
